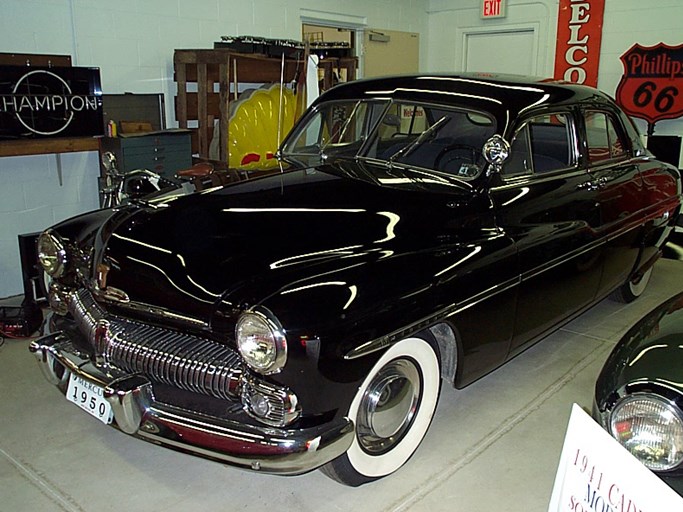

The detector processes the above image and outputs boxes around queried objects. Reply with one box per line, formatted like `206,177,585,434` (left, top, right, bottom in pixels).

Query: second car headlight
609,393,683,471
37,230,67,278
236,309,287,374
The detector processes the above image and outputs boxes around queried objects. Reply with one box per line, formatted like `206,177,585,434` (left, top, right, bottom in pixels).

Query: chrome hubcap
356,359,421,454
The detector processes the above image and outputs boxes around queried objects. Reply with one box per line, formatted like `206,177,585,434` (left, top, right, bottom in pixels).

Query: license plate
66,373,114,425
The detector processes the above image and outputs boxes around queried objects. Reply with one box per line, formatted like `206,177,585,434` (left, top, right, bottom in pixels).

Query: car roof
315,73,615,135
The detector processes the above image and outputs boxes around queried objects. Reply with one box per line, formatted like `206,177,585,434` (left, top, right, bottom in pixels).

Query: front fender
595,292,683,412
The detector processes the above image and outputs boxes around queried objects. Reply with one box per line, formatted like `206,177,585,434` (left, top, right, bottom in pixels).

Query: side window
504,125,532,176
585,111,627,164
503,113,574,176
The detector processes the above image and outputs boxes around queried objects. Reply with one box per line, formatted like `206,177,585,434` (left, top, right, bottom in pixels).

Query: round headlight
236,310,287,374
37,231,67,278
609,393,683,471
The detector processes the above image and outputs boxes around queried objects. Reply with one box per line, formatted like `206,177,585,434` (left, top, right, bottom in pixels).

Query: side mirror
382,114,402,128
482,135,510,175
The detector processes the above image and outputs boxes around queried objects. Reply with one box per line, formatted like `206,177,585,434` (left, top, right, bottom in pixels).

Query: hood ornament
96,263,109,290
94,263,130,303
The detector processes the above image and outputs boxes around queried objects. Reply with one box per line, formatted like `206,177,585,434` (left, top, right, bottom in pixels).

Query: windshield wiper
320,101,363,156
387,116,450,164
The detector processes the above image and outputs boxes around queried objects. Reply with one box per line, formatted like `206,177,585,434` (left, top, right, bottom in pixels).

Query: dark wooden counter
0,137,99,157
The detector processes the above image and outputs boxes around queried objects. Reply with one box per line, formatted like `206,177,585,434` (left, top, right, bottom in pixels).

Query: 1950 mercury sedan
30,74,681,486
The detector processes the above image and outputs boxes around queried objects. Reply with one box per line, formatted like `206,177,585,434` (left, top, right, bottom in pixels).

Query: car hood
97,165,478,328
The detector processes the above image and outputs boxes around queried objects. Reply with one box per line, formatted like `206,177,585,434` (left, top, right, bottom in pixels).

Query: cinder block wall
0,153,99,296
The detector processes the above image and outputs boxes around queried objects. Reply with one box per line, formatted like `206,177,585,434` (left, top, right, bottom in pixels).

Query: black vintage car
30,74,681,486
594,292,683,495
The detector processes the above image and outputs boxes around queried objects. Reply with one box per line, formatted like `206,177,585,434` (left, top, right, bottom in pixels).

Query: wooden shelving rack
173,49,356,161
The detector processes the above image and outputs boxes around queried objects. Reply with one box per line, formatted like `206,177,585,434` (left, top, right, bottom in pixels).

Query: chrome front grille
107,324,242,399
68,289,242,400
70,287,106,346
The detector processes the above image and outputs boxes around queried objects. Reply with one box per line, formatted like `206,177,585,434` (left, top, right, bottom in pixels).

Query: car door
581,108,645,297
489,110,604,357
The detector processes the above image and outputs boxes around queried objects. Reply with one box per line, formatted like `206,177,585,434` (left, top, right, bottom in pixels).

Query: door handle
576,180,599,191
576,177,608,191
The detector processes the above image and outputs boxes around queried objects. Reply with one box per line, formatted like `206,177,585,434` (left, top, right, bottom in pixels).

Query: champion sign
0,66,103,139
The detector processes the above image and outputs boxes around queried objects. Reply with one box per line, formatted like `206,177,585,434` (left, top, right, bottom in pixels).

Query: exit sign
482,0,506,18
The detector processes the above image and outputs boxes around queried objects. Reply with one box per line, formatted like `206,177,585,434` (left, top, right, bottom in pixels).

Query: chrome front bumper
29,332,354,475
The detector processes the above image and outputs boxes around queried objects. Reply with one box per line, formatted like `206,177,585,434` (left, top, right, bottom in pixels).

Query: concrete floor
2,258,682,512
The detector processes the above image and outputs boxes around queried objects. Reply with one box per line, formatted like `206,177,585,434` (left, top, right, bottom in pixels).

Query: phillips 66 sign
615,42,683,125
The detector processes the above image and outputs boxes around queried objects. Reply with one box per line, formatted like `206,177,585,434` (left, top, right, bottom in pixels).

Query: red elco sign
553,0,605,87
616,43,683,125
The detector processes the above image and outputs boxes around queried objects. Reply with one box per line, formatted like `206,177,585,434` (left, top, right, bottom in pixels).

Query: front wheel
321,337,441,486
611,266,653,303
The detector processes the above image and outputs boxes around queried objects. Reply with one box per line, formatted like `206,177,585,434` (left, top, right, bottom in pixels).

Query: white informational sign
548,404,683,511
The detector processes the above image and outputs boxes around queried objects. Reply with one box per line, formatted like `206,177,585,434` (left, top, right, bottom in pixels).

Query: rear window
585,111,627,164
503,113,576,176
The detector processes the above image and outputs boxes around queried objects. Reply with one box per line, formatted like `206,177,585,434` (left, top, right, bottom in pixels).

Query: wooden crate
318,57,358,91
174,49,302,160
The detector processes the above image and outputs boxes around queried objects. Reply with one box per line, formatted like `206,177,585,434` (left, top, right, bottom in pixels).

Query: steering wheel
434,144,481,172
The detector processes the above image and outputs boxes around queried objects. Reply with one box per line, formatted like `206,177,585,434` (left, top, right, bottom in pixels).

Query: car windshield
281,99,496,180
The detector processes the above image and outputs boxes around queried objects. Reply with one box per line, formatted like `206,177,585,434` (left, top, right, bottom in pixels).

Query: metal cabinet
99,131,192,179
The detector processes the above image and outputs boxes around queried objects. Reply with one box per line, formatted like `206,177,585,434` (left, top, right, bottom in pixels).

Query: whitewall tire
612,266,653,303
322,336,441,486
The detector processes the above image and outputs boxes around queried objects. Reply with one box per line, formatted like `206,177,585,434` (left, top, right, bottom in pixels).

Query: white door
464,29,536,75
